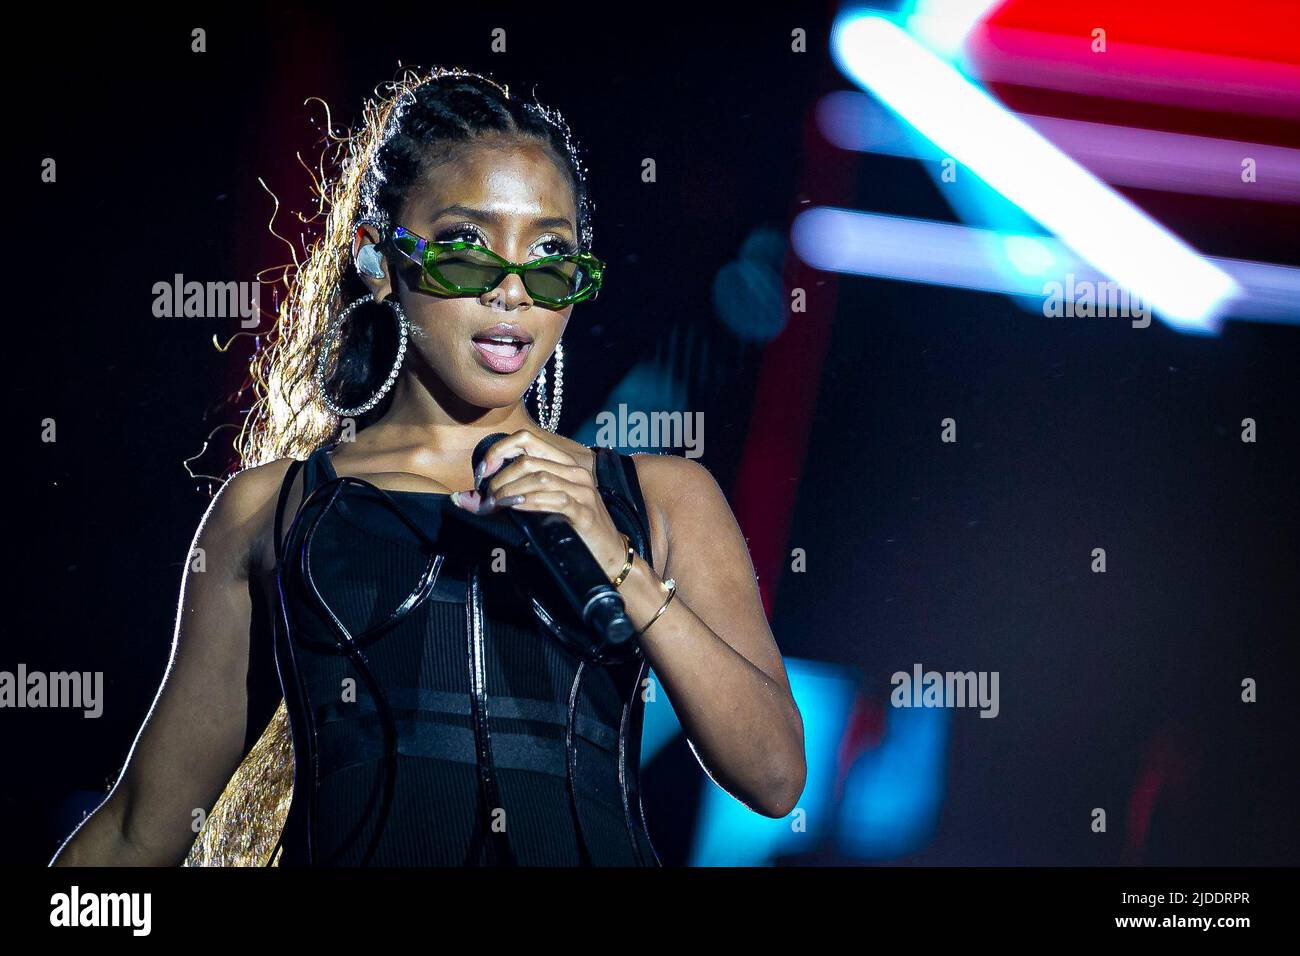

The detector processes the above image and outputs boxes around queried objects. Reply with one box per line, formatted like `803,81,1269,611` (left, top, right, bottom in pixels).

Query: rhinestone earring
531,339,564,433
316,293,409,418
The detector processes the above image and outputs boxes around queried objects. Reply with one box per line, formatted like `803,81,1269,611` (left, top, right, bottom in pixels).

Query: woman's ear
352,223,392,297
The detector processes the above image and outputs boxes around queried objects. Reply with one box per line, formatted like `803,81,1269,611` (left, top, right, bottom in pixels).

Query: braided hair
359,70,593,248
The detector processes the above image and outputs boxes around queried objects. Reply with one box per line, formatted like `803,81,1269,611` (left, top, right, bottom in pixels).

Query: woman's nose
481,273,532,310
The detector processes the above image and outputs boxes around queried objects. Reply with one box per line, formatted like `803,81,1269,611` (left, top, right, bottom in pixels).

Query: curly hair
184,65,593,866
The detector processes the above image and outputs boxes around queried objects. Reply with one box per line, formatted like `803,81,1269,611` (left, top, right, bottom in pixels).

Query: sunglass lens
431,246,502,291
525,260,589,302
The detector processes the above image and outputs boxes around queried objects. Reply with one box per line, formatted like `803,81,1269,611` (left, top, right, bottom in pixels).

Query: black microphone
471,433,636,650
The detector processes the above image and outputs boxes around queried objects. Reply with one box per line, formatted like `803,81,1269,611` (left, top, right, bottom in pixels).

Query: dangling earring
316,293,409,418
531,339,564,433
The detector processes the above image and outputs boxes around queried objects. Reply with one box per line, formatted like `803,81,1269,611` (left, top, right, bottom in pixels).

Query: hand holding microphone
456,430,637,651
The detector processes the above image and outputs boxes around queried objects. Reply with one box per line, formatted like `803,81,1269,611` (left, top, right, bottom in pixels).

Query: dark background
6,3,1298,866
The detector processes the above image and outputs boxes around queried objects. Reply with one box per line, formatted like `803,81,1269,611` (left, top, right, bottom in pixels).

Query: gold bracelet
636,578,677,636
610,534,635,588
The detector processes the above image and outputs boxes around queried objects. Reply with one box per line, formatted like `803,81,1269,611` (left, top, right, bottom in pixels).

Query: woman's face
377,135,581,414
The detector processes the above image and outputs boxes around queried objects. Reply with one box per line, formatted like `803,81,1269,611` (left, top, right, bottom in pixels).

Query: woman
51,66,805,867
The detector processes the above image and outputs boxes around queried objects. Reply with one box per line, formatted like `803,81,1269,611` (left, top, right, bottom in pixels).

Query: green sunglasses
385,225,604,308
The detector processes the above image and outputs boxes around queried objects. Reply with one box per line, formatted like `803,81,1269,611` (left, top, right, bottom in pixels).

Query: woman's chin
450,382,532,415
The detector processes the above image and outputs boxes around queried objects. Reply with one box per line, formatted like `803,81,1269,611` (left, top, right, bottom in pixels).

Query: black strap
593,447,653,567
313,687,620,753
464,567,516,866
616,454,654,557
593,447,662,866
265,456,308,866
272,458,307,565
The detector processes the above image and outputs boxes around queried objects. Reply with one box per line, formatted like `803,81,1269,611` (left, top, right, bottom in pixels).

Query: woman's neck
365,372,543,455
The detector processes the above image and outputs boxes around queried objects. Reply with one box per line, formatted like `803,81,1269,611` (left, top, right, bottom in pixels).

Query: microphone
471,433,637,651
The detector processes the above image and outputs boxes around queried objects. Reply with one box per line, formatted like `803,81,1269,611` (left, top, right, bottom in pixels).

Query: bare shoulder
211,457,299,524
626,453,732,571
200,457,300,576
628,452,724,509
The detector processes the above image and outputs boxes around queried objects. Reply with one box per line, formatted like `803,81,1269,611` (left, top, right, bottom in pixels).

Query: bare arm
462,430,807,817
50,462,286,866
625,453,806,817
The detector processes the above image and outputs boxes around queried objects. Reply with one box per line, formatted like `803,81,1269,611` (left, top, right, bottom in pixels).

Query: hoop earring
531,339,564,433
315,293,409,418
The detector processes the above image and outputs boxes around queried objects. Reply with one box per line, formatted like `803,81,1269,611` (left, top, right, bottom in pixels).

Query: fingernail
474,460,487,483
476,494,497,514
451,490,481,511
498,495,526,508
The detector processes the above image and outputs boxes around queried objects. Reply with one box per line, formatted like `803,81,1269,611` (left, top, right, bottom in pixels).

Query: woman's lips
471,337,533,373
